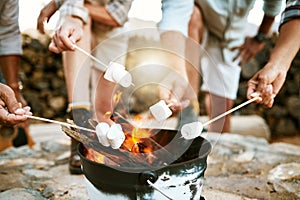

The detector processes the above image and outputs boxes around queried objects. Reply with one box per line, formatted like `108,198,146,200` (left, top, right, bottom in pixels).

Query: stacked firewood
20,33,67,121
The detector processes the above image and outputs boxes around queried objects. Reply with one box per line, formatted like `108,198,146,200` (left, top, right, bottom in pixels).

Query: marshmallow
106,124,126,149
149,100,172,121
96,122,111,147
104,62,132,87
181,121,203,140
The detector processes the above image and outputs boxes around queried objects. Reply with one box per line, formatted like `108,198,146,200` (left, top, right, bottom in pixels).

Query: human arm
0,83,31,126
232,0,282,65
232,14,275,65
247,18,300,107
37,0,58,34
49,15,84,53
48,0,88,53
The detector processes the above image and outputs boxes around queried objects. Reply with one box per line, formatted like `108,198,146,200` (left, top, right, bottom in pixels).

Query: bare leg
63,19,91,106
0,55,24,104
205,93,233,133
63,18,92,175
185,5,205,114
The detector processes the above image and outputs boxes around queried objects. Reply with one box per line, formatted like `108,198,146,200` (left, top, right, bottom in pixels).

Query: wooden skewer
74,44,135,88
202,96,261,127
24,115,96,133
73,44,107,71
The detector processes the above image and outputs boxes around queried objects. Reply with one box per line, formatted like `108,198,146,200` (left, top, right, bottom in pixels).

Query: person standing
187,0,282,132
0,0,35,149
37,0,132,174
247,0,300,107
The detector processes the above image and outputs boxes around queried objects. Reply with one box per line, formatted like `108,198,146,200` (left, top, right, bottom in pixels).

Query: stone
204,176,269,200
23,169,53,180
269,142,300,156
40,140,69,154
267,163,300,200
268,163,300,181
0,188,47,200
232,151,255,163
202,188,258,200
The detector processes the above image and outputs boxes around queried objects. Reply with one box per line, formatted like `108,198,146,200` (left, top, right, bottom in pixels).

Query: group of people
0,0,299,175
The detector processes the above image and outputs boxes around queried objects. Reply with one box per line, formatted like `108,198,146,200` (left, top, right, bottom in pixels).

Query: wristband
254,32,269,42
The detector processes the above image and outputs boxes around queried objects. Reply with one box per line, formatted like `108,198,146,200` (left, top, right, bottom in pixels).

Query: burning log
61,126,149,167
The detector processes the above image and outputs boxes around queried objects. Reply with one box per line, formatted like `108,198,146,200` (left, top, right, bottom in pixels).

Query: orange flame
113,91,122,106
85,148,105,164
86,93,157,164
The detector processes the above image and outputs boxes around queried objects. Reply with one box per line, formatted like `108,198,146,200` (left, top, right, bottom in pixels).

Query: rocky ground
0,116,299,200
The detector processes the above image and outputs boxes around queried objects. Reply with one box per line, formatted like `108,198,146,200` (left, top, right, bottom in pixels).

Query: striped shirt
280,0,300,28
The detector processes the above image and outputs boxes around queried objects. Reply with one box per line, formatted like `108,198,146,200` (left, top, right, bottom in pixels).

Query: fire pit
77,128,211,200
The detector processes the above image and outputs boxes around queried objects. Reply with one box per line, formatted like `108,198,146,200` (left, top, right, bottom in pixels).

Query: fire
113,91,122,107
85,148,105,164
86,92,157,165
86,115,156,165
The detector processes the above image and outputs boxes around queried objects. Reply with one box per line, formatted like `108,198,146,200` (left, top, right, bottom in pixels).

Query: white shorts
201,45,241,100
158,0,194,37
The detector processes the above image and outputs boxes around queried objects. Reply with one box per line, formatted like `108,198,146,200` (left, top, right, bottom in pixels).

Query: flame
86,94,157,164
85,148,105,164
113,91,122,106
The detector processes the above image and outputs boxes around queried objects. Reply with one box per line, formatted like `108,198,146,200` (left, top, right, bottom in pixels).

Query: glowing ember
86,125,156,164
85,148,106,164
86,92,160,165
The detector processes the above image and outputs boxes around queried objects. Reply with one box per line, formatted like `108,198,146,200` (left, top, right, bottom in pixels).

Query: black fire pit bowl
78,128,211,200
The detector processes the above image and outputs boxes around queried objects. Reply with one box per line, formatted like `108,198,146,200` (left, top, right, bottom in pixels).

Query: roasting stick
203,96,261,127
147,180,173,200
73,44,134,87
24,115,96,133
73,44,107,71
181,96,262,139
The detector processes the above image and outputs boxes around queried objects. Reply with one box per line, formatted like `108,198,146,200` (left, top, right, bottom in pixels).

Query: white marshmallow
95,122,111,147
149,100,172,121
106,124,126,149
104,62,132,87
181,121,203,140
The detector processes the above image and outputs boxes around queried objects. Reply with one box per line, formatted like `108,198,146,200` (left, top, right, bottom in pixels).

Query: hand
49,16,84,53
37,0,57,34
232,36,265,65
247,62,287,108
159,72,192,113
0,83,32,126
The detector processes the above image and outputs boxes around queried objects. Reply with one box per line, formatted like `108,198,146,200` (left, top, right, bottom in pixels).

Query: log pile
20,33,67,121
